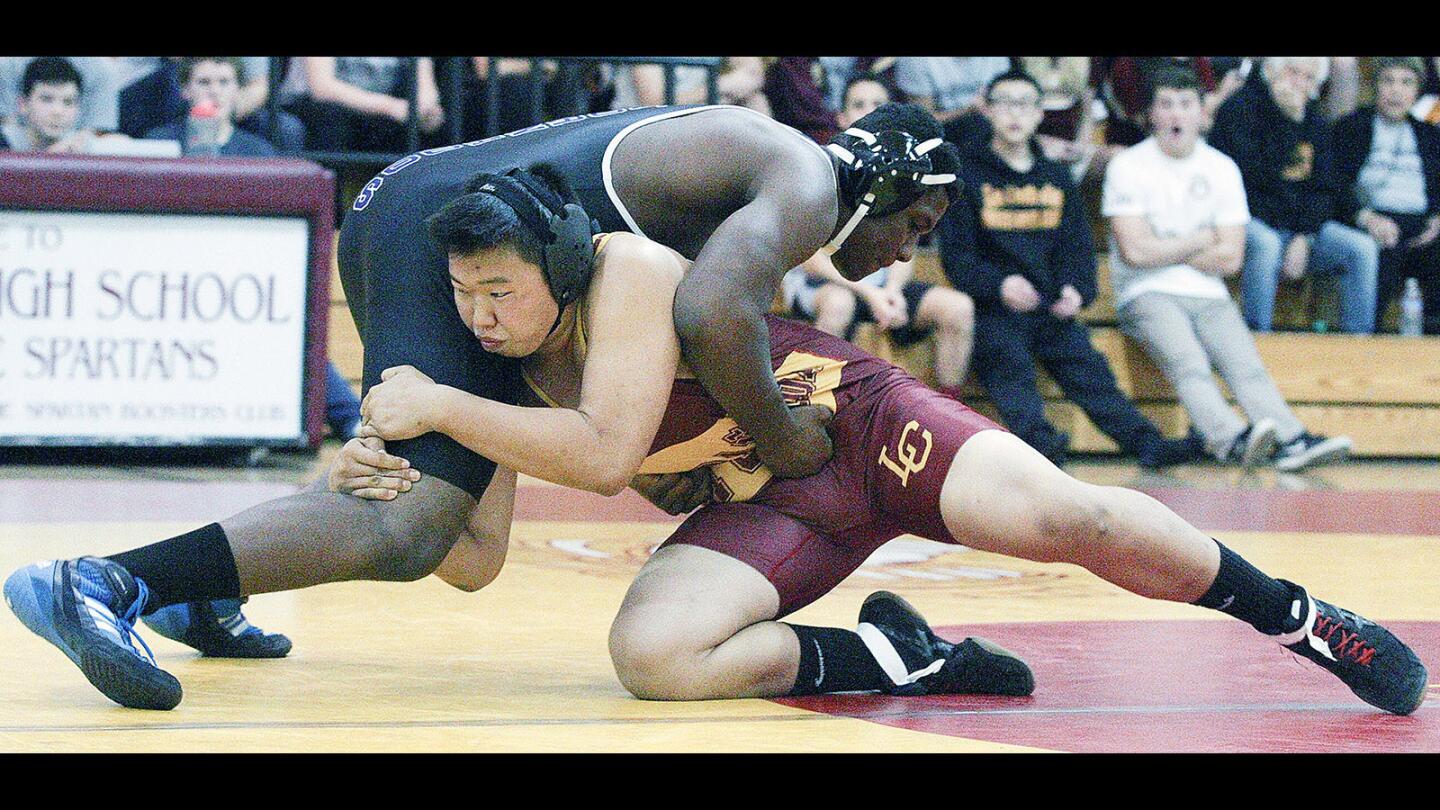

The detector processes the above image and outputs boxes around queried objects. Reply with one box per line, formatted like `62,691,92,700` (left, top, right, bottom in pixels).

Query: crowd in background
4,55,1438,470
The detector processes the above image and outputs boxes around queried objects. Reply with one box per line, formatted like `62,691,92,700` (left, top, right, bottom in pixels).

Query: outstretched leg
934,429,1428,715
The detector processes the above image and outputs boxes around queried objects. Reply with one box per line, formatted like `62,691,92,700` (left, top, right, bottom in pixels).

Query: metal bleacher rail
262,57,725,180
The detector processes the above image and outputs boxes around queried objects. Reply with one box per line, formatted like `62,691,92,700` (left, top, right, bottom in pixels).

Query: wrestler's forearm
429,388,641,496
673,291,793,450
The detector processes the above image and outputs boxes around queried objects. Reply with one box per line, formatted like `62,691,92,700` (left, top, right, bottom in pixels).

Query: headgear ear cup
471,169,597,307
824,127,958,252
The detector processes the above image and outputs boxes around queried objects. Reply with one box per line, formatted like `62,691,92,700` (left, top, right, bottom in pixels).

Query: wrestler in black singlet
337,105,728,496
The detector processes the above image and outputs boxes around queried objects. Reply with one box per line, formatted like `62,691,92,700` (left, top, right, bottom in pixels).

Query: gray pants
1118,292,1303,458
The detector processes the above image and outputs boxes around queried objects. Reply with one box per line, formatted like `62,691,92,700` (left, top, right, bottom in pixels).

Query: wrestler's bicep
574,241,683,477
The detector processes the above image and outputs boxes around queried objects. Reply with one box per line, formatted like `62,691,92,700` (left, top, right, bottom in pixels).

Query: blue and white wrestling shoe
143,598,292,658
4,557,182,710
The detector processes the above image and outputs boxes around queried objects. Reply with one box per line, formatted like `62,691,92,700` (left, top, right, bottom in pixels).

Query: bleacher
325,243,1440,459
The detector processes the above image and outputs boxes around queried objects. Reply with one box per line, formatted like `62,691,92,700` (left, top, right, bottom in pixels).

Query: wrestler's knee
608,609,702,701
366,481,472,581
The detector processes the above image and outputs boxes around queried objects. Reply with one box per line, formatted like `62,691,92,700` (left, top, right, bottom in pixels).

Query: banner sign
0,209,312,445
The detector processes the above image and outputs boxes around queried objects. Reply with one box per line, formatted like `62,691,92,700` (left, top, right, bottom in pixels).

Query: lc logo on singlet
878,420,932,487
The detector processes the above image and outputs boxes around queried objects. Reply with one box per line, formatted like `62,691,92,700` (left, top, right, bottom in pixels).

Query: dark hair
426,162,577,263
845,102,962,205
22,57,83,98
178,57,246,86
843,73,891,106
984,69,1042,100
1375,57,1426,86
1143,64,1201,108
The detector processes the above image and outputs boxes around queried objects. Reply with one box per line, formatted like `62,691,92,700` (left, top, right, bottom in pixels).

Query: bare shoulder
593,232,690,292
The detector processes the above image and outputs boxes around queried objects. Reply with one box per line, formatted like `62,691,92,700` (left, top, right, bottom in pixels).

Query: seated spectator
764,57,838,142
896,57,1011,147
1210,56,1380,334
1105,64,1352,471
819,57,907,111
610,58,768,113
0,57,124,153
1100,57,1220,146
1331,57,1440,333
142,58,277,156
1017,56,1111,182
0,56,119,153
938,69,1202,469
281,56,444,153
118,57,305,152
783,256,974,396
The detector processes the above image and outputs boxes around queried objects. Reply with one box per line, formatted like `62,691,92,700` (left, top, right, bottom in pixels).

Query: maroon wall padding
0,153,336,447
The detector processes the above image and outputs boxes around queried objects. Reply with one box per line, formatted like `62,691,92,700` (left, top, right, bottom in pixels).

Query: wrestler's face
449,244,559,358
830,188,948,281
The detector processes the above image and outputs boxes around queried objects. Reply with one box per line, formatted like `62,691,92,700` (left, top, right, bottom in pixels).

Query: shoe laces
1312,606,1377,667
78,567,161,667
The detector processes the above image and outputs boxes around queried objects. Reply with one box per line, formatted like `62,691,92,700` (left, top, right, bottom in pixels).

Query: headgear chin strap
471,169,598,312
824,127,957,252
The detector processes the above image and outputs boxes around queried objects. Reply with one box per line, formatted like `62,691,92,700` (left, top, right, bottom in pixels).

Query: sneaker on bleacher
1273,432,1352,472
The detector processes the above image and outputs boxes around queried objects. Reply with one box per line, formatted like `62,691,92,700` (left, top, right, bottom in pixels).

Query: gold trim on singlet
520,233,613,407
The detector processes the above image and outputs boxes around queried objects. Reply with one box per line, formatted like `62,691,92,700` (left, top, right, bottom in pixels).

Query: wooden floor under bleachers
324,246,1440,458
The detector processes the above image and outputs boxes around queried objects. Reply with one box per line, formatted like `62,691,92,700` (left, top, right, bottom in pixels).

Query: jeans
1242,218,1379,333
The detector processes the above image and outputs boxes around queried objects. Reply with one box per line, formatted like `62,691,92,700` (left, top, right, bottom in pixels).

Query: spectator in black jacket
1331,57,1440,333
938,70,1202,468
1210,57,1379,334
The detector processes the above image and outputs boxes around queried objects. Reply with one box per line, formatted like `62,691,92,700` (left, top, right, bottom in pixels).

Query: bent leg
610,543,792,700
910,285,974,387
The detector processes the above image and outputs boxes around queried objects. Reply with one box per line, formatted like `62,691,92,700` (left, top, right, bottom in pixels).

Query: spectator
1017,56,1111,182
2,57,84,153
1210,56,1380,334
1332,56,1440,333
763,57,834,142
896,57,1011,147
819,57,907,112
142,58,278,156
0,57,115,154
118,57,305,152
1100,57,1220,146
782,75,975,395
281,57,444,153
0,56,118,153
1106,64,1351,471
610,58,768,113
938,70,1202,469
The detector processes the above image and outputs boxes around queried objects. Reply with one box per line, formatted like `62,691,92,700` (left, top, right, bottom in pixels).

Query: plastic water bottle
186,99,222,157
1400,277,1424,337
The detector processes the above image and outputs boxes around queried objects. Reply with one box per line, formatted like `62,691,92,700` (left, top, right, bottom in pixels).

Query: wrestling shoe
856,590,1034,697
1273,432,1352,472
1273,582,1428,715
143,598,292,658
4,557,182,710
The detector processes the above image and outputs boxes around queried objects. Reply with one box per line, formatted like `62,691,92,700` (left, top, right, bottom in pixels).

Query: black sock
785,624,891,696
106,523,242,614
1192,540,1301,635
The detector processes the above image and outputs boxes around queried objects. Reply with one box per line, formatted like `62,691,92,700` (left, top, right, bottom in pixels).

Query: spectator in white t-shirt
1105,65,1350,471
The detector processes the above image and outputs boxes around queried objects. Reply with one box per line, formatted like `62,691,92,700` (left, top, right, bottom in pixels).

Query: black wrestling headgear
468,168,597,308
824,126,958,251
